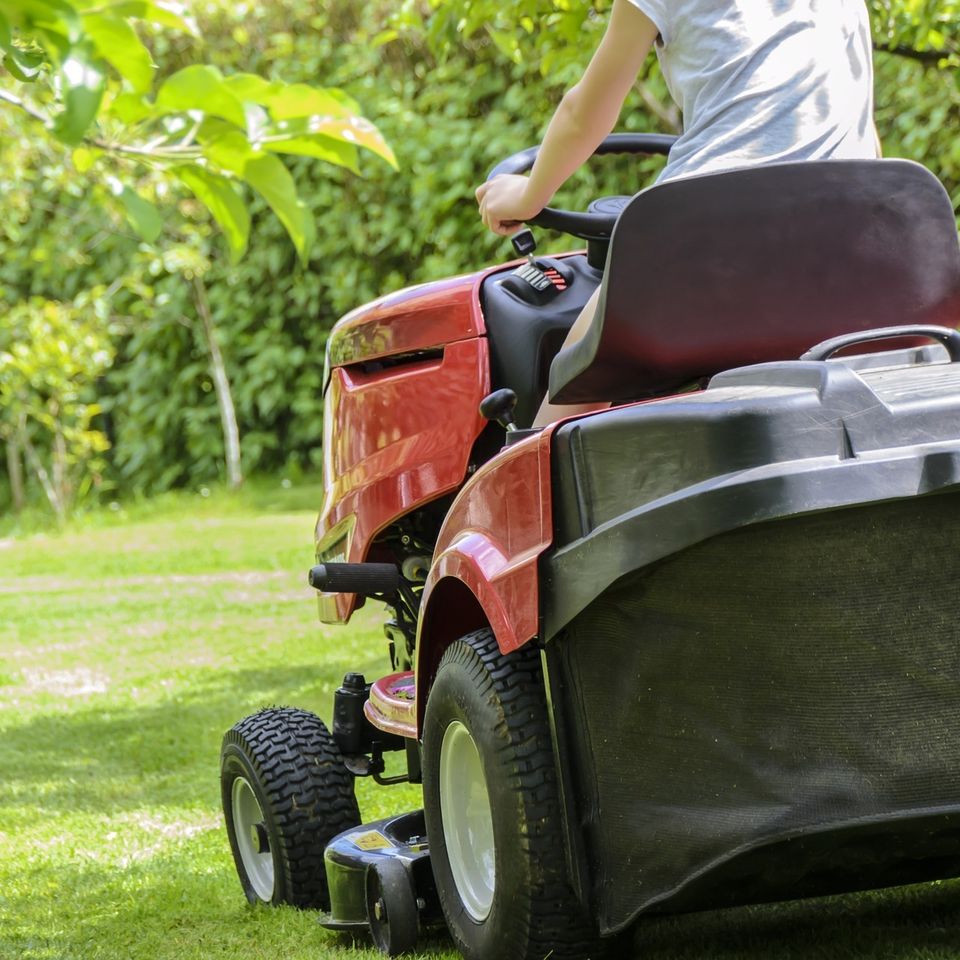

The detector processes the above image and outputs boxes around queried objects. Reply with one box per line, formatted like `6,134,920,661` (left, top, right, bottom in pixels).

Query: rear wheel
422,628,604,960
221,706,361,908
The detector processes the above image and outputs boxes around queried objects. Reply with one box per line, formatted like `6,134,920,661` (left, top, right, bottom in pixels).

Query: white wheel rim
232,776,275,901
439,720,496,921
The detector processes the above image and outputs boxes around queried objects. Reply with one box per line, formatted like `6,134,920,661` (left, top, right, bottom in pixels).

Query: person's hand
475,174,543,236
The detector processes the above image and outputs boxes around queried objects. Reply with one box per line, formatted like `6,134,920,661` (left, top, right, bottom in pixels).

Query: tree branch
0,87,48,124
5,437,25,513
0,87,202,160
193,276,243,490
18,413,65,523
874,43,955,65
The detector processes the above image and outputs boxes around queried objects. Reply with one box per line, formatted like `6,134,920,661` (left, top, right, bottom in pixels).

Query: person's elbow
557,84,594,136
558,82,617,138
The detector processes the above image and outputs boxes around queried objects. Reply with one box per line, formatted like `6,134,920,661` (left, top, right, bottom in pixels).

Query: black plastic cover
547,495,960,931
309,562,400,595
542,349,960,931
545,352,960,638
321,811,438,931
482,254,602,428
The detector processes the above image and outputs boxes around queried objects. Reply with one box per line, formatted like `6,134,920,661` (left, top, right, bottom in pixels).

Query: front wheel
220,706,361,909
422,629,604,960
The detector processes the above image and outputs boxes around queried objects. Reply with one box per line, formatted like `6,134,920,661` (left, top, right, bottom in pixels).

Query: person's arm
476,0,659,236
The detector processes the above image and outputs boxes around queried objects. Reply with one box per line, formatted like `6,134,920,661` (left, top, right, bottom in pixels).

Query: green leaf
175,165,250,262
50,46,106,145
372,28,399,48
222,72,280,104
77,0,197,36
487,28,521,63
81,13,153,93
274,114,397,169
120,185,162,242
108,90,151,123
241,152,314,264
156,65,246,129
327,88,363,117
0,0,78,62
0,12,10,49
0,0,79,36
248,80,396,168
2,43,46,81
199,127,253,176
258,117,359,171
261,131,359,173
71,145,100,171
200,129,313,262
199,78,392,169
262,83,353,121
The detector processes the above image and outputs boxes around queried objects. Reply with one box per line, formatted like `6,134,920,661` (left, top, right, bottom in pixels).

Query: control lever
480,389,519,432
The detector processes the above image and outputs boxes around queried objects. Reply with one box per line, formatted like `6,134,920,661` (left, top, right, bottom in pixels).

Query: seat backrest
549,159,960,403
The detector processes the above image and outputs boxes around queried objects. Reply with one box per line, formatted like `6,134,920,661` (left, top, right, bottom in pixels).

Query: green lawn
1,484,957,960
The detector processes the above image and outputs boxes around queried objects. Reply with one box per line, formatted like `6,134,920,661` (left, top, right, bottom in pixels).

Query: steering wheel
486,132,678,241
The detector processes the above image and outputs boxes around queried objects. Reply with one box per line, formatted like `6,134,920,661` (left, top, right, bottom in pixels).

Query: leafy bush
1,0,957,506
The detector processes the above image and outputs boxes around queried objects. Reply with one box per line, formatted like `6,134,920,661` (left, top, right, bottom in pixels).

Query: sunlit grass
1,486,957,960
0,484,441,960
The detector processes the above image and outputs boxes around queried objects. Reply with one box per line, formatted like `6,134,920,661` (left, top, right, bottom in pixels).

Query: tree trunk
18,415,65,524
5,437,25,512
193,275,243,489
51,403,72,515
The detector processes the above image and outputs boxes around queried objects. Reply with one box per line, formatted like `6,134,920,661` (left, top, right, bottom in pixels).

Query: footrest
364,672,417,739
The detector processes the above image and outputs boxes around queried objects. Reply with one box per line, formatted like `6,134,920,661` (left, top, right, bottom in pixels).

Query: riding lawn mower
219,135,960,960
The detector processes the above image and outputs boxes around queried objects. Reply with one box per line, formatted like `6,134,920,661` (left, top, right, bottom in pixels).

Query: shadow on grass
629,879,960,959
0,658,385,816
14,865,958,960
3,656,959,959
0,841,455,960
4,840,956,960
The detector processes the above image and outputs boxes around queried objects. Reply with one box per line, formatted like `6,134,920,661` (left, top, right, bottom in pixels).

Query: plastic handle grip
309,563,400,595
800,325,960,363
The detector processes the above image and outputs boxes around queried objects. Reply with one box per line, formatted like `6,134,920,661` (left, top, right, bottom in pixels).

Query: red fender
415,426,556,730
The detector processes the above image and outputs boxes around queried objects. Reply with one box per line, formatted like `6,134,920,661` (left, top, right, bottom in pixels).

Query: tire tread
430,629,605,960
221,706,361,909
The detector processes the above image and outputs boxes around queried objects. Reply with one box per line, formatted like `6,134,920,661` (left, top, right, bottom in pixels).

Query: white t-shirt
626,0,879,181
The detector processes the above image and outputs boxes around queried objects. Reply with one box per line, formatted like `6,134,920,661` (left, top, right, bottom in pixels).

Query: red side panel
316,337,490,622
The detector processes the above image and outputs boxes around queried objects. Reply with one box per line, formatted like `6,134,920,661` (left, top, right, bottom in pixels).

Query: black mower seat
549,159,960,404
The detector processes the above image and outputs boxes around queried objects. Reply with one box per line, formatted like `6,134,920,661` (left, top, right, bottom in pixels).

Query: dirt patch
19,667,109,697
0,570,293,597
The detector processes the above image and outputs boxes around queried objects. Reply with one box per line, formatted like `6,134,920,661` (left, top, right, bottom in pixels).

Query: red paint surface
412,428,557,732
326,272,485,367
324,257,584,367
419,428,555,650
314,261,544,623
316,337,490,622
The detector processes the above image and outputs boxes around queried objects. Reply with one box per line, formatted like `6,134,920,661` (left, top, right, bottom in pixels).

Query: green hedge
1,0,957,502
